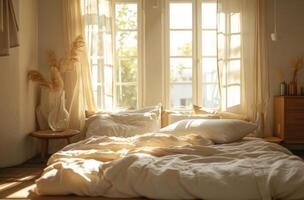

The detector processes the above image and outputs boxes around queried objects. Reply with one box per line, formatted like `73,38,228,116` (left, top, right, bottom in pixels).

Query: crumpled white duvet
34,133,304,200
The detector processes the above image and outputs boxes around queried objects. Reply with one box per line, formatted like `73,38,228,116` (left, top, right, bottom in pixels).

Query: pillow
161,110,193,128
123,105,161,114
168,113,219,124
85,105,161,138
159,119,257,144
193,105,249,121
85,105,161,118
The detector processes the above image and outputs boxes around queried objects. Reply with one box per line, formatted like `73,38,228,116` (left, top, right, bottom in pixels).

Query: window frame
164,0,198,110
164,0,241,111
84,0,145,111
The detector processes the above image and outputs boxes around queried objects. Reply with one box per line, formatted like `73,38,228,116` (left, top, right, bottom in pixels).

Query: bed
33,107,304,200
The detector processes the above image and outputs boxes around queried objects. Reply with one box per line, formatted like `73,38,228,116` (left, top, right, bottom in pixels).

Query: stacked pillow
85,105,161,138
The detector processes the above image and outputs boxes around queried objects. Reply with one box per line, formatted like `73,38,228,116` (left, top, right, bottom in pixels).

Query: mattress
34,133,304,200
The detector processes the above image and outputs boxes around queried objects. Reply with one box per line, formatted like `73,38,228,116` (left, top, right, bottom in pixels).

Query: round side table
31,129,80,161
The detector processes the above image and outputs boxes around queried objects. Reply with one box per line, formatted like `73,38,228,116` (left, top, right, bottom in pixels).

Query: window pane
218,13,226,33
116,31,137,57
104,95,113,110
170,83,192,109
116,85,137,109
104,33,113,65
170,3,192,29
83,0,98,14
98,0,111,17
202,30,216,56
221,86,226,111
170,31,192,56
217,34,225,59
104,66,113,95
91,64,99,90
202,2,216,29
227,85,240,108
220,60,227,84
231,13,240,33
170,58,192,82
230,34,240,58
202,83,219,109
96,85,102,109
117,58,137,82
228,60,240,84
202,58,217,83
85,25,99,57
115,3,137,30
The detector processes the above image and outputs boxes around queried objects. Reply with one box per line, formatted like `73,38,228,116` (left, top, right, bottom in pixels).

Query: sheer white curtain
62,0,96,131
80,0,114,110
217,0,271,135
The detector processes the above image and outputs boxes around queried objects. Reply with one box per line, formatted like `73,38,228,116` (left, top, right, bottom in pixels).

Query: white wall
0,0,38,167
267,0,304,97
144,1,165,106
38,0,64,74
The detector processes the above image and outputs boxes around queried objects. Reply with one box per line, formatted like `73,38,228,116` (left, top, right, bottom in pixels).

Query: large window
83,0,142,110
114,1,142,109
168,2,193,109
166,0,241,111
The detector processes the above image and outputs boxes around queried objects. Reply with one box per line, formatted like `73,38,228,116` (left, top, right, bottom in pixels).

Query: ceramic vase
288,81,297,96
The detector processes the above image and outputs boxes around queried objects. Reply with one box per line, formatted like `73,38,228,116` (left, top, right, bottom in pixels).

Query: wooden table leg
66,137,71,144
41,139,49,161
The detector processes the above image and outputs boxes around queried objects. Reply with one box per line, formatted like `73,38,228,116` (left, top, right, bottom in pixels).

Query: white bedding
34,133,304,200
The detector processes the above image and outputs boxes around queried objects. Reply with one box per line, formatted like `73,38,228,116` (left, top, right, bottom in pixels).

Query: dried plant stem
28,35,85,92
28,70,52,89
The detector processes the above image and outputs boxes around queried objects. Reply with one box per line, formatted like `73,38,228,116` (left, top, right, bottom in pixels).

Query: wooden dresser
274,96,304,143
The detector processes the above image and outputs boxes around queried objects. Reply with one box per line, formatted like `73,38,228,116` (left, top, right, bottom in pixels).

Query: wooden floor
1,155,303,200
0,157,145,200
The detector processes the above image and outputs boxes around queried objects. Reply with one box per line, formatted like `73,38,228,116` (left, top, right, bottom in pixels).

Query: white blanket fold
34,133,304,200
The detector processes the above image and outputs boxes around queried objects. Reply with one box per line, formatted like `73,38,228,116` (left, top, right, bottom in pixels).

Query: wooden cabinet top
274,96,304,98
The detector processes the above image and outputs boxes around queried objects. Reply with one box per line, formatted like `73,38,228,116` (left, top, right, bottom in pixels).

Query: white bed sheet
34,133,304,200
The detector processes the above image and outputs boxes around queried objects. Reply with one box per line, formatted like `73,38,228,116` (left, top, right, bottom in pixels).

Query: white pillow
159,119,257,144
168,113,219,125
86,105,161,138
123,105,161,114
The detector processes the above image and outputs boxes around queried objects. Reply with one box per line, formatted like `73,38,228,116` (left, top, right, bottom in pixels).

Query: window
168,2,193,109
165,0,241,111
82,0,142,110
114,1,142,109
219,12,241,109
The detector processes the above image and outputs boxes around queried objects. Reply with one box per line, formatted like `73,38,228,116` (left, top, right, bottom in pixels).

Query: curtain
0,0,19,56
80,0,114,110
62,0,96,131
217,0,271,135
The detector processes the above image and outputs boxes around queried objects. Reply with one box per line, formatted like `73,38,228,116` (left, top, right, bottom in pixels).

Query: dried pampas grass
28,70,52,89
28,35,85,92
50,67,64,91
47,50,60,69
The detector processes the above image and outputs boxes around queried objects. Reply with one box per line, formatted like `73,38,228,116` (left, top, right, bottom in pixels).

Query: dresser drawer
285,126,304,139
286,112,304,124
274,96,304,144
285,98,304,111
